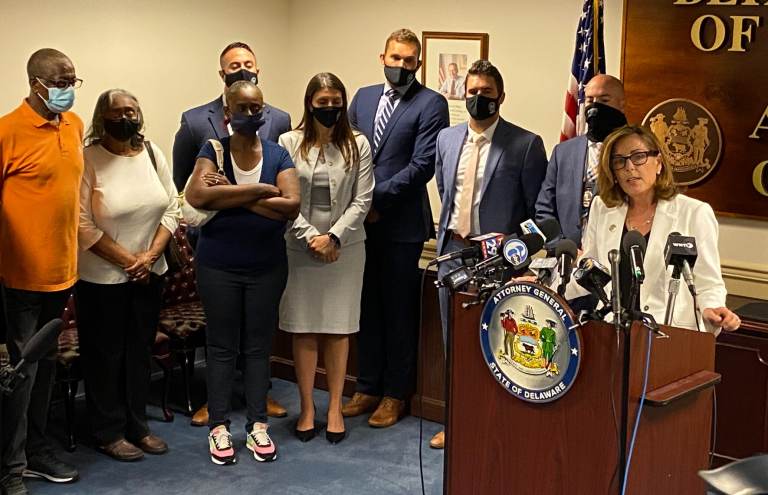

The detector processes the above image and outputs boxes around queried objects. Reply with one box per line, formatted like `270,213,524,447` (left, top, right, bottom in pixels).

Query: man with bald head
172,41,290,425
536,74,627,244
0,48,81,495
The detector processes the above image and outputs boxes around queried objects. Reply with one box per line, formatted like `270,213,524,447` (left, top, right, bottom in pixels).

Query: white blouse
78,142,181,284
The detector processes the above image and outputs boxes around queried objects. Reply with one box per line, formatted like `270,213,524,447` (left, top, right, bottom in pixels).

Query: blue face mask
229,111,265,136
36,79,75,113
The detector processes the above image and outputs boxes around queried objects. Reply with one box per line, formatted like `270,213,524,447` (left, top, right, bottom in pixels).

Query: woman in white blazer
278,73,374,444
571,125,740,334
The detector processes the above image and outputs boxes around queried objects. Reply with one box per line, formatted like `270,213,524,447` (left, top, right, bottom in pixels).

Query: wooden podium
444,291,720,495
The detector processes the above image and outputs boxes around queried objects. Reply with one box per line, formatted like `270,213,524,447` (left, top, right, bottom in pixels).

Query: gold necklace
626,213,655,231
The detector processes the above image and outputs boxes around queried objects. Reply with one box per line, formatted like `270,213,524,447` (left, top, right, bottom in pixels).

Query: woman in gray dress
278,73,373,444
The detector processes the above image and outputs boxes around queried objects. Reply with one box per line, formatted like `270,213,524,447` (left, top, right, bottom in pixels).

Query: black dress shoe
294,426,316,442
326,430,346,444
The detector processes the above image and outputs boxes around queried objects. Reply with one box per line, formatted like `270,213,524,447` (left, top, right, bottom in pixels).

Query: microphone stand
663,265,682,326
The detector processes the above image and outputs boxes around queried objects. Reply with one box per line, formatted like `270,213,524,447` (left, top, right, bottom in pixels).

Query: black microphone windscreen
519,232,545,254
538,218,561,241
21,318,64,364
555,239,578,259
622,229,647,255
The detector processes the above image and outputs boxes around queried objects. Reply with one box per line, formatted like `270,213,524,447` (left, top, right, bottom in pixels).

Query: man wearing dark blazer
172,41,291,191
535,74,626,245
431,60,548,448
342,29,449,428
171,41,291,423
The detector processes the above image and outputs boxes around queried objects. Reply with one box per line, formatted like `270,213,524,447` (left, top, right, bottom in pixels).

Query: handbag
144,141,184,272
178,139,225,227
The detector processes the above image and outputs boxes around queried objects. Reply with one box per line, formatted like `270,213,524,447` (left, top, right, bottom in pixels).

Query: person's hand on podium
703,307,741,332
512,275,537,284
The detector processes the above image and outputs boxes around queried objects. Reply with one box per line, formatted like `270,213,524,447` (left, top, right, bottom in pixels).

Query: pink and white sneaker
208,425,236,465
246,423,277,462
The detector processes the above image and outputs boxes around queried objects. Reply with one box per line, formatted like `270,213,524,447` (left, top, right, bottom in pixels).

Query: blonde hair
596,125,679,208
384,29,421,57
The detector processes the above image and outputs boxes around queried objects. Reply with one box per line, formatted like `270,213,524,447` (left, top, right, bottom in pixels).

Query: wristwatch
327,232,341,248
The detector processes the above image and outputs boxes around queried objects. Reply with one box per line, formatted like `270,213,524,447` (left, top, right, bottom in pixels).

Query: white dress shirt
447,118,500,234
439,75,466,99
79,143,181,284
374,82,403,125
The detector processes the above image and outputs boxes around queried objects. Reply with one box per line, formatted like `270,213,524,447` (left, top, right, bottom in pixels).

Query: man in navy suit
535,74,626,245
171,41,291,423
430,60,547,448
172,41,291,191
341,29,449,428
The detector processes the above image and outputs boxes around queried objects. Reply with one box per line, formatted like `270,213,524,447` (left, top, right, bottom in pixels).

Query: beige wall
1,0,764,298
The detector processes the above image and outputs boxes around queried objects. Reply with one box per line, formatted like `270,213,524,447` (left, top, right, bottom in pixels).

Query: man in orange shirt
0,48,83,495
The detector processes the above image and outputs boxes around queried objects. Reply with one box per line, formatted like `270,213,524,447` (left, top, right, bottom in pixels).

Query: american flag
560,0,606,142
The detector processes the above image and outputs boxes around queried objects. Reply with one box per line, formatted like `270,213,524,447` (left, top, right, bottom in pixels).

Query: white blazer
278,130,374,249
567,194,727,333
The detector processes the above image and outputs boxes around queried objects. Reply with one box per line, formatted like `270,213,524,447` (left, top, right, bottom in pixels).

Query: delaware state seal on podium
479,281,581,403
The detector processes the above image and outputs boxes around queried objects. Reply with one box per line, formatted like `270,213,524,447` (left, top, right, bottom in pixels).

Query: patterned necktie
373,89,400,151
456,135,486,238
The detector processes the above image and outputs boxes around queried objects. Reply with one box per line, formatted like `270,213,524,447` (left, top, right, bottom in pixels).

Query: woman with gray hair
77,89,180,461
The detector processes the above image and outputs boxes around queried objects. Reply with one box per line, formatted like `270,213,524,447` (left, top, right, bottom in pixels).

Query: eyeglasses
610,150,660,170
35,77,83,89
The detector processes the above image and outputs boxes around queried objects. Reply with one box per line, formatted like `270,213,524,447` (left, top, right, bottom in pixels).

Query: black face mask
466,94,500,121
312,106,342,128
383,65,418,93
224,68,259,87
585,102,627,142
229,112,265,136
104,118,141,141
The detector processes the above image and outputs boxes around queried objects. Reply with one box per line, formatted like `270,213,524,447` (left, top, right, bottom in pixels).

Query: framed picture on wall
421,31,489,126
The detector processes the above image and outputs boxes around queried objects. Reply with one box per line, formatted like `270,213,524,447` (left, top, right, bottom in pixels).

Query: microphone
470,233,506,260
433,244,481,264
574,257,611,307
520,218,561,243
664,231,698,297
608,249,622,324
472,233,544,276
555,239,578,296
622,230,647,284
530,257,559,285
1,318,63,394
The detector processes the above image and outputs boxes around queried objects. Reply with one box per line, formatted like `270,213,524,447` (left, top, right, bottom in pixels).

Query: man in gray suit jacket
172,41,291,191
535,74,626,245
431,60,547,448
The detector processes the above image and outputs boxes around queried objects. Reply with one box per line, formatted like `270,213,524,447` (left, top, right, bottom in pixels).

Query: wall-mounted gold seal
642,99,723,186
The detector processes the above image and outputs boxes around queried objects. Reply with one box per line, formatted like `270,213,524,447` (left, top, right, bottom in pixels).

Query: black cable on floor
418,261,434,495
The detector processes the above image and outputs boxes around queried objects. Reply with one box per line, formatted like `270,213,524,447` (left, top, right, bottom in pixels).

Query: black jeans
75,277,163,445
197,262,287,430
357,233,423,400
1,287,70,476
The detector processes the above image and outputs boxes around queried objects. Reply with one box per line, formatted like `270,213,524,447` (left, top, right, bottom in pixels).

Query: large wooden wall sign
621,0,768,219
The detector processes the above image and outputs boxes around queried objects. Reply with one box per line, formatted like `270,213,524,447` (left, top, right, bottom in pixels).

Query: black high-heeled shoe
295,402,317,442
295,425,317,442
325,429,346,444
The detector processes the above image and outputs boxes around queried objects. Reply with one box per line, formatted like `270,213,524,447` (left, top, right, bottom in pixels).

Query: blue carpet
30,379,444,495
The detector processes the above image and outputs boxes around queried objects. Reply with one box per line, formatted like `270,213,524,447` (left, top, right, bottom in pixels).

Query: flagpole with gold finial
593,0,601,75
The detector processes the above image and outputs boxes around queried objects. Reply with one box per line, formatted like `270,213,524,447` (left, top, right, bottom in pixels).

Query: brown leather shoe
368,397,405,428
267,395,287,418
136,434,168,455
99,438,144,462
190,404,209,427
430,430,445,449
341,392,381,418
